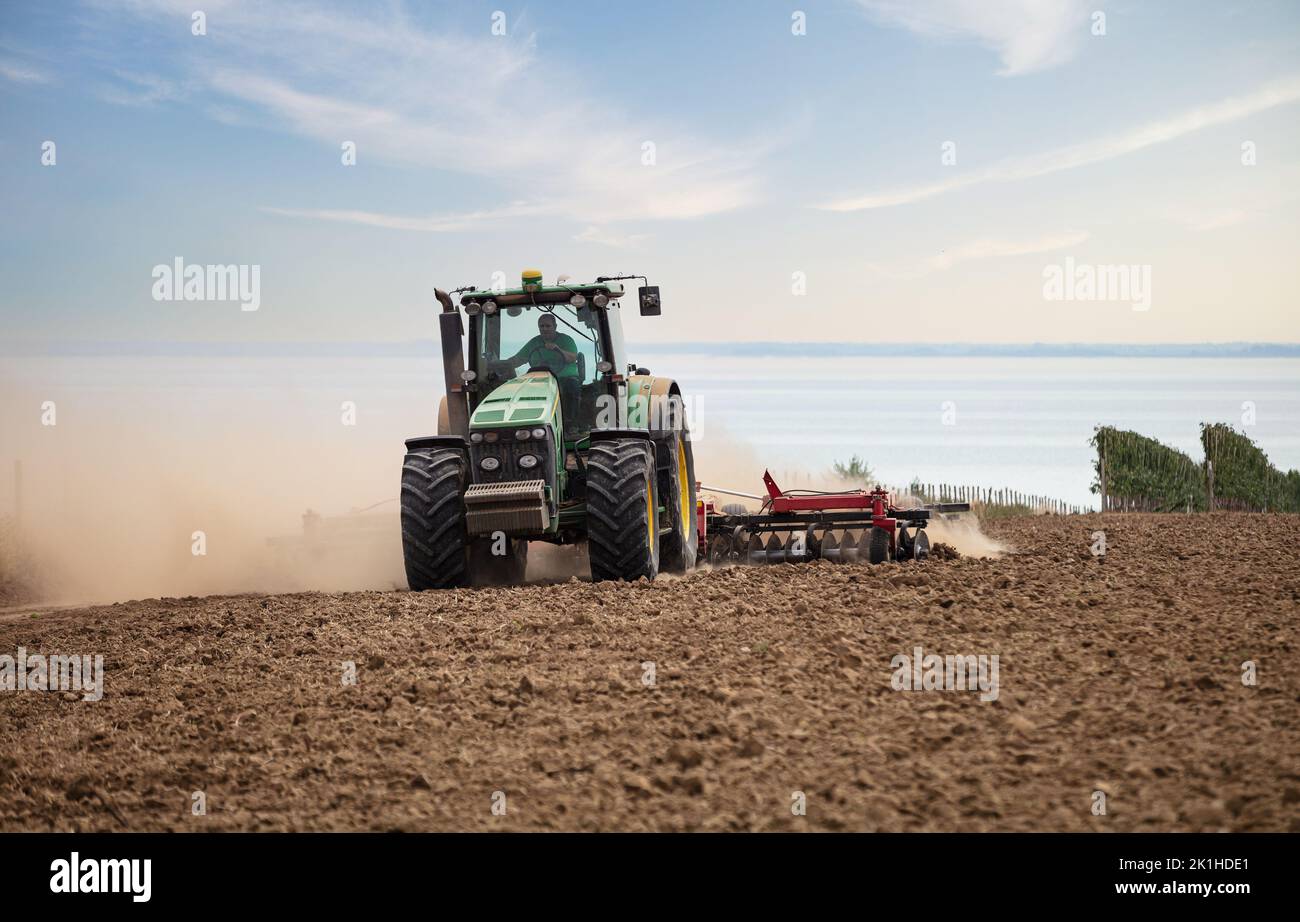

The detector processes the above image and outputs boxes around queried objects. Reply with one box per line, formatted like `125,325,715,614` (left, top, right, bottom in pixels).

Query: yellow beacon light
522,268,543,290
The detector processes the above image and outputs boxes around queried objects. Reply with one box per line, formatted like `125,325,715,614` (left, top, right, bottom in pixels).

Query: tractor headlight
484,431,499,442
531,427,546,439
482,300,498,315
514,429,532,441
480,457,500,472
518,454,538,470
470,432,484,443
592,292,608,308
461,370,477,382
464,301,481,315
569,294,587,308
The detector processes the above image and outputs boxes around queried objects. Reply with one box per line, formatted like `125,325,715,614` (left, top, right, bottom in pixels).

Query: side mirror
639,285,661,316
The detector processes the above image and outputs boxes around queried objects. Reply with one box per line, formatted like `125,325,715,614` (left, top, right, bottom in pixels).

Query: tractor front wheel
587,439,660,582
400,447,469,590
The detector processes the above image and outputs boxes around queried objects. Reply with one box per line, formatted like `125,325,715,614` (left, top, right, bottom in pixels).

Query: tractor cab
461,273,629,442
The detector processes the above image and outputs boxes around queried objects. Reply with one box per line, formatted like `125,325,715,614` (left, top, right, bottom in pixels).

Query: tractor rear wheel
658,434,698,573
400,448,469,590
587,439,659,582
868,525,891,565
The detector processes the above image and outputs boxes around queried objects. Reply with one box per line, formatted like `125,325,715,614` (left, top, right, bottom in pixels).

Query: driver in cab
502,313,581,435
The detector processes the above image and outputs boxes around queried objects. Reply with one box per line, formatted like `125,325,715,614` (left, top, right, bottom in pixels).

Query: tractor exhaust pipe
436,288,470,437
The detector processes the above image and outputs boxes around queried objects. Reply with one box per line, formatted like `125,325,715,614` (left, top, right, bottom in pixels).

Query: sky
2,0,1299,345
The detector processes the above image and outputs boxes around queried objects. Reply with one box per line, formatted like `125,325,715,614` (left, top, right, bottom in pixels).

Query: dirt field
2,513,1298,832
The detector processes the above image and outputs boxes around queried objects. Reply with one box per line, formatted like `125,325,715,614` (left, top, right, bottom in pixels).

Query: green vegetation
1201,423,1300,512
1090,426,1207,512
831,455,874,486
1090,424,1299,513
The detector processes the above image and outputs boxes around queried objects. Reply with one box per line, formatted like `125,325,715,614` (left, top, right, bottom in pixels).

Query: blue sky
2,0,1299,345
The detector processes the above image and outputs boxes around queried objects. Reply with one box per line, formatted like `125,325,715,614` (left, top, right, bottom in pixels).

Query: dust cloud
0,361,1005,607
0,367,407,606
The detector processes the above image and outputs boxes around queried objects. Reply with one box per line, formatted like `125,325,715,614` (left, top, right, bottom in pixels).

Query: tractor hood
470,371,561,429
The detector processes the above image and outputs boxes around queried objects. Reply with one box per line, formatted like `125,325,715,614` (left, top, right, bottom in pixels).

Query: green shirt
516,333,580,378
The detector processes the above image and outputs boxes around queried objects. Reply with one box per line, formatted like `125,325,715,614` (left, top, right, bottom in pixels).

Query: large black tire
658,434,698,573
587,439,659,582
400,448,469,590
468,535,529,587
868,525,891,565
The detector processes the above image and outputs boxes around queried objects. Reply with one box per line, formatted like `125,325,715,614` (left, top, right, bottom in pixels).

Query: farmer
503,312,582,435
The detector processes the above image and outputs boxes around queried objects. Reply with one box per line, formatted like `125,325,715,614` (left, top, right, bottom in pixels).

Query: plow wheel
912,529,931,561
587,439,660,582
400,447,469,590
868,525,891,565
658,434,698,573
706,532,735,567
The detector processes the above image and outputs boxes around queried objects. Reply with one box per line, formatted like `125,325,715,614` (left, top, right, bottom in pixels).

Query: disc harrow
698,471,968,567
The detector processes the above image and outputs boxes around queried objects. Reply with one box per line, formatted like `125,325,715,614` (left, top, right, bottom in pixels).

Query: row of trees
1092,424,1300,513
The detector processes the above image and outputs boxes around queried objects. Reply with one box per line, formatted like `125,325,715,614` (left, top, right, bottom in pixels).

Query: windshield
476,303,604,385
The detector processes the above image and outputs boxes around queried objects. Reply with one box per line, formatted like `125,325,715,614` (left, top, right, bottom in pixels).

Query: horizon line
2,340,1299,358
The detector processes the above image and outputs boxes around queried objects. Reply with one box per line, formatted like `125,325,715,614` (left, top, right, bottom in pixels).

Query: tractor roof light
482,300,498,315
464,301,481,315
596,360,613,373
592,292,608,308
569,293,587,308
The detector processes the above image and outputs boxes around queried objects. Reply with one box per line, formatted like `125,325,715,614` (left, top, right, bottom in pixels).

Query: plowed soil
2,513,1298,831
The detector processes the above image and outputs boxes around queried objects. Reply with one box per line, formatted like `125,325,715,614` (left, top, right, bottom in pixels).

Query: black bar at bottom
0,832,1281,908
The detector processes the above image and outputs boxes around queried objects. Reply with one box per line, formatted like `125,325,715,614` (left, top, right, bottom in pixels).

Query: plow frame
697,471,970,566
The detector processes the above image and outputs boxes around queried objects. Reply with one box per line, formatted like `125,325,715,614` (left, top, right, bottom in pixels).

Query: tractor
400,269,696,588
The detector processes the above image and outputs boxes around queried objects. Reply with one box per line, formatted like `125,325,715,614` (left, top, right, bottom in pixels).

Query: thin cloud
574,226,649,249
820,76,1300,212
855,0,1090,76
1183,209,1249,232
866,229,1089,279
261,202,551,233
97,70,182,106
95,0,762,225
0,58,51,84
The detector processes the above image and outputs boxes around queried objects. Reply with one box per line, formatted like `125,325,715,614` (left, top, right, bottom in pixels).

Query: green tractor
400,269,698,588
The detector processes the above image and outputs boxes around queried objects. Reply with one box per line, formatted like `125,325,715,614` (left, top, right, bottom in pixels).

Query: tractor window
479,304,603,385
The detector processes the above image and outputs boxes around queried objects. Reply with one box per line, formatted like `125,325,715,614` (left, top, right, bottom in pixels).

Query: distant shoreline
3,341,1299,359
